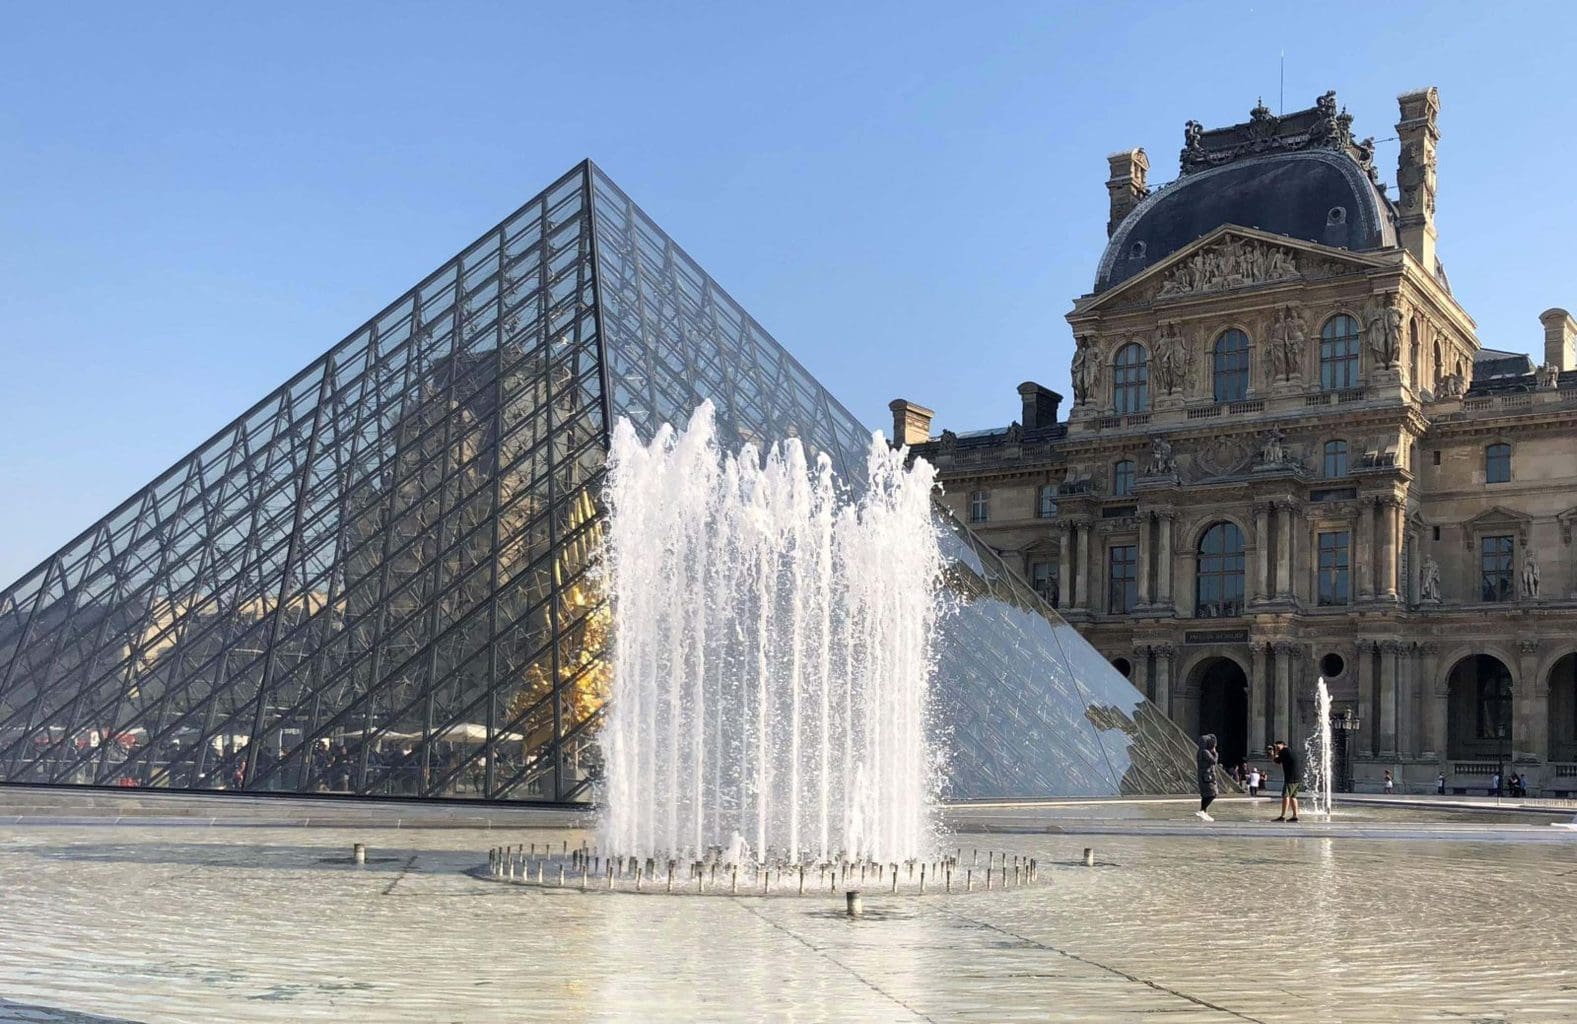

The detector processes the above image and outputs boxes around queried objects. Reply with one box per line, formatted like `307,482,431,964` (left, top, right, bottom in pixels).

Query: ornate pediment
1461,506,1532,549
1557,506,1577,545
1077,227,1384,311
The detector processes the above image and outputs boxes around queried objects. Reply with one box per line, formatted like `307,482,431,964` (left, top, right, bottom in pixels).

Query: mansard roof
1096,93,1398,295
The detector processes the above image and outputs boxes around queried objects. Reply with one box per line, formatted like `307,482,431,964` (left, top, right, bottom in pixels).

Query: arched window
1212,329,1250,402
1432,339,1443,388
1112,342,1149,414
1485,443,1512,484
1322,440,1349,478
1112,459,1135,497
1319,315,1361,391
1196,522,1245,618
1037,484,1057,518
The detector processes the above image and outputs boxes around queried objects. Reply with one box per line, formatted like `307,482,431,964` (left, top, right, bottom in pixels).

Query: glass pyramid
0,162,1197,802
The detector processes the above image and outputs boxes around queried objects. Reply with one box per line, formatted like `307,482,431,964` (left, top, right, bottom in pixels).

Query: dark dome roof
1096,150,1396,293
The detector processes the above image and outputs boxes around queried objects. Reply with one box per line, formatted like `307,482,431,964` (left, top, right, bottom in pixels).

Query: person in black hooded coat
1195,733,1219,822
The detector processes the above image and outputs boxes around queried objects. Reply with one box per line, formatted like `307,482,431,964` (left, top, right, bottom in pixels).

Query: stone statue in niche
1523,550,1541,600
1146,435,1176,476
1266,304,1307,383
1438,373,1466,398
1257,428,1289,466
1364,294,1404,368
1071,336,1101,406
1420,556,1441,602
1154,323,1189,394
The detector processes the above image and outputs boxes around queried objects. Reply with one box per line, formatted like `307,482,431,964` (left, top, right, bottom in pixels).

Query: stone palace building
896,89,1577,794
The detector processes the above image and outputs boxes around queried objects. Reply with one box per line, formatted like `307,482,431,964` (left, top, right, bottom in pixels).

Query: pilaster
1136,513,1152,608
1273,640,1296,743
1379,639,1403,756
1357,638,1377,757
1249,642,1268,752
1356,497,1376,601
1253,503,1271,603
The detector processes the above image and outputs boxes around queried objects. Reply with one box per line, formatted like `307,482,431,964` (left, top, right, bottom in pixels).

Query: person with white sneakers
1196,733,1219,822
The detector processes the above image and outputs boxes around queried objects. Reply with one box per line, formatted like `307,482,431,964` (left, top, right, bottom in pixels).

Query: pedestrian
1490,771,1501,797
1272,741,1300,822
1436,771,1446,795
1383,769,1394,795
1247,765,1261,797
1195,733,1219,822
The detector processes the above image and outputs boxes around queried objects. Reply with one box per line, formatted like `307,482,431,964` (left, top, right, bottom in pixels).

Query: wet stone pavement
1,807,1575,1022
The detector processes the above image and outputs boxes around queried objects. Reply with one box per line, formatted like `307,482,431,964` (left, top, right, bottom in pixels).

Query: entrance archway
1192,657,1249,768
1549,653,1577,762
1445,654,1515,760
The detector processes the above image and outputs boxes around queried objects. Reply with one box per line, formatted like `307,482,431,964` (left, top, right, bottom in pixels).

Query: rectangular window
1113,460,1135,498
1108,544,1137,614
969,489,989,523
1030,560,1057,606
1485,444,1511,484
1480,535,1514,602
1322,442,1348,478
1432,449,1441,466
1037,485,1057,518
1317,531,1350,606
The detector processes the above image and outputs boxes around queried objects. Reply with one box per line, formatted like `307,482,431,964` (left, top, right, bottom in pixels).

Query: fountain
597,402,945,867
1303,676,1335,817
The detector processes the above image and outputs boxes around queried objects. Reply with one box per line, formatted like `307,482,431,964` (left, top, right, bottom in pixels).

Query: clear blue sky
2,1,1573,584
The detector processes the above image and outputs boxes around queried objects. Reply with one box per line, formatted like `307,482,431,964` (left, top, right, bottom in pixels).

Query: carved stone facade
904,88,1577,795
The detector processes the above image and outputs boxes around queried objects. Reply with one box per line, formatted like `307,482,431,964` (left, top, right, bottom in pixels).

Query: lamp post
1331,707,1361,793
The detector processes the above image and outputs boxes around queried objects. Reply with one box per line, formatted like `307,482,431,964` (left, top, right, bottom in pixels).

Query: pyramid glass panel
0,161,1197,803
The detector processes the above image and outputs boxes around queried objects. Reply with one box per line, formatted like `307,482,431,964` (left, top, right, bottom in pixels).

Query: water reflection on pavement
1,820,1574,1023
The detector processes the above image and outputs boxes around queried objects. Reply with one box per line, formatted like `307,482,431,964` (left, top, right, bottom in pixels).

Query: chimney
1540,308,1577,371
1395,88,1440,270
888,398,935,447
1106,149,1149,237
1017,381,1063,430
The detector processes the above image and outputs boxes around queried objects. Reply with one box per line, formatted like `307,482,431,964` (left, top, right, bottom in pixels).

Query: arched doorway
1549,653,1577,762
1192,657,1249,768
1445,654,1515,760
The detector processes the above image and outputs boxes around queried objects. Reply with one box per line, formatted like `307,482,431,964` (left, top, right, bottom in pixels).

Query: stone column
1072,522,1089,609
1357,640,1376,757
1057,524,1072,610
1156,511,1174,607
1380,498,1400,601
1254,504,1271,602
1085,523,1100,612
1136,514,1152,607
1154,644,1174,719
1415,643,1440,757
1518,639,1544,763
1379,640,1401,756
1249,643,1268,752
1274,641,1295,743
1395,644,1415,758
1356,498,1375,600
1276,502,1296,600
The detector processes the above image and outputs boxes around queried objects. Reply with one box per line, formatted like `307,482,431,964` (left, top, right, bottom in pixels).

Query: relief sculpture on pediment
1156,236,1299,298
